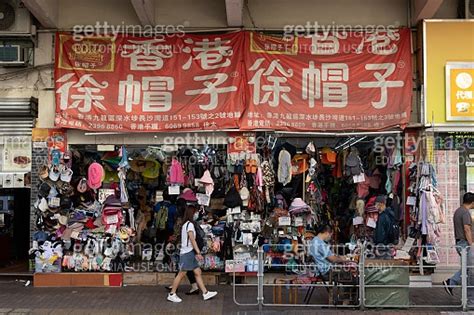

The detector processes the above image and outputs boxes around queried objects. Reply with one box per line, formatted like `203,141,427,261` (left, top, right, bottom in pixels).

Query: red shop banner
54,30,412,132
241,29,412,131
54,32,245,132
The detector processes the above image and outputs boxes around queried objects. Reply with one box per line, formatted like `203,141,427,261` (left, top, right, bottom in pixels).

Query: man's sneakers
443,279,454,296
167,293,182,303
203,291,218,301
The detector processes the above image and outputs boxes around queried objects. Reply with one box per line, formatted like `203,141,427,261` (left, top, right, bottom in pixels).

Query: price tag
367,218,377,229
243,233,253,245
353,173,365,183
295,217,304,226
168,185,180,195
353,216,364,226
155,190,164,202
196,193,210,206
406,196,416,206
251,213,261,221
279,216,291,226
98,189,115,204
230,206,241,214
49,197,60,207
106,214,119,224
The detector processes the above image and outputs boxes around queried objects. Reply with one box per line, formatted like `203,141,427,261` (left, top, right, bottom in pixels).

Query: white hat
49,166,60,181
60,167,73,183
58,215,68,226
240,187,250,207
38,198,49,212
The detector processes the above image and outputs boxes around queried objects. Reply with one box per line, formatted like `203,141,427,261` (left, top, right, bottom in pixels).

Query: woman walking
166,198,199,295
167,205,218,303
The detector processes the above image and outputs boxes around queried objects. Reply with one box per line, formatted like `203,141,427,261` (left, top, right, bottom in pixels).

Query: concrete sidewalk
0,280,468,314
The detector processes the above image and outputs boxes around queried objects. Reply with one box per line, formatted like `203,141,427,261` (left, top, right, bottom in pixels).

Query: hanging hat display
178,188,197,202
291,154,309,175
142,159,160,179
39,165,49,180
199,170,214,196
49,165,60,181
63,150,72,168
321,147,337,165
60,167,73,183
239,186,250,207
87,162,104,190
77,177,88,193
305,141,316,155
130,158,156,173
103,167,120,184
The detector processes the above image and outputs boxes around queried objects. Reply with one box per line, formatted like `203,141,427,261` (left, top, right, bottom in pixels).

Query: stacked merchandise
30,147,136,272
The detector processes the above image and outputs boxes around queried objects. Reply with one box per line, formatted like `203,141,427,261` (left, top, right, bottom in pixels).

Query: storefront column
28,144,48,271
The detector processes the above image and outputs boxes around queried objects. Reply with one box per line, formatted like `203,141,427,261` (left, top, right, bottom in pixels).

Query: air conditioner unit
0,1,32,36
0,44,25,66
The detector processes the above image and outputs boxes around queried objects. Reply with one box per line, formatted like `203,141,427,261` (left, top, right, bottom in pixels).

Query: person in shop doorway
373,195,395,260
443,192,474,297
309,225,349,280
166,198,199,295
167,205,217,303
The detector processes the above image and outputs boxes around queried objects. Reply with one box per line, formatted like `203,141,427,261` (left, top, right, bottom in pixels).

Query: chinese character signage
445,62,474,121
241,29,412,131
55,32,245,131
55,30,412,132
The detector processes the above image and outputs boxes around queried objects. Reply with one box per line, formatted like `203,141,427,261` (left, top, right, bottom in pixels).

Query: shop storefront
0,97,37,273
30,28,430,295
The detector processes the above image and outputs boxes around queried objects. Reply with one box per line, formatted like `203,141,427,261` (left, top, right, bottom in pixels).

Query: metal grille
0,98,37,136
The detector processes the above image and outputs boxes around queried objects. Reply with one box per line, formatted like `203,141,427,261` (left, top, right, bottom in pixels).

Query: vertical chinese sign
55,33,245,132
241,29,412,131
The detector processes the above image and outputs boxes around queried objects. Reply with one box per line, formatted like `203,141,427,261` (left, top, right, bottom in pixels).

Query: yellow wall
424,20,474,125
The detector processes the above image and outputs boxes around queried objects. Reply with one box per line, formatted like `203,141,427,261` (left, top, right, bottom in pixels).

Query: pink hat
199,170,213,184
199,170,214,195
365,205,378,213
179,188,197,202
87,162,104,190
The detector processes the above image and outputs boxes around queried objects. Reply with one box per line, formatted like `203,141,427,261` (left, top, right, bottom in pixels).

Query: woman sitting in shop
167,205,218,303
309,225,349,280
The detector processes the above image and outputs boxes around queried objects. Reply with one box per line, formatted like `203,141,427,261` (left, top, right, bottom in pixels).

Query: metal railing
231,244,472,311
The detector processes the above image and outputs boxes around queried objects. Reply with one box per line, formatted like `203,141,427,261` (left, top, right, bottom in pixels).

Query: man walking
444,192,474,296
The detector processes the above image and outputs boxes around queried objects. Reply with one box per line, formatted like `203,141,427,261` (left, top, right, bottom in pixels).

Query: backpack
154,203,169,231
387,212,400,245
186,222,205,251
